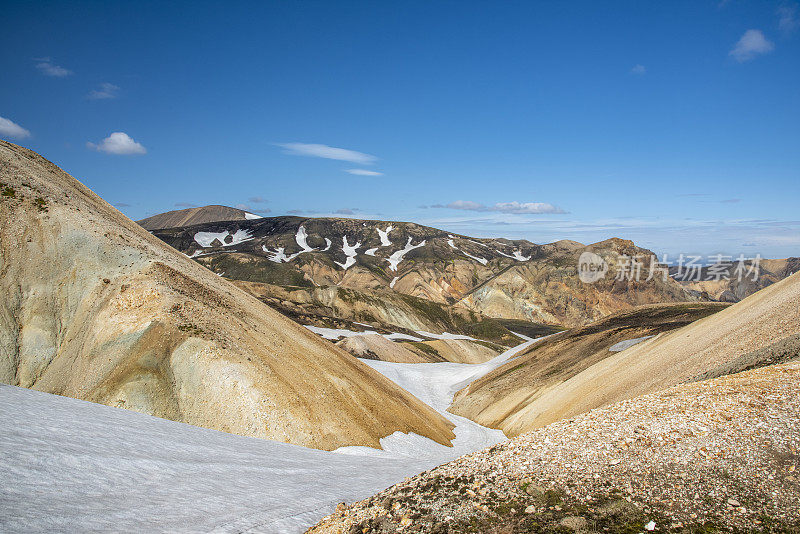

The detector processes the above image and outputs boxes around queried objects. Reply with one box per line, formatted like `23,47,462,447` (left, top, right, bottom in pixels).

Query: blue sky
2,1,799,258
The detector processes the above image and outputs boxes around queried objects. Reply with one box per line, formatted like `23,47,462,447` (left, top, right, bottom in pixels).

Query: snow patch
415,331,476,341
377,225,393,247
364,247,379,256
295,226,315,253
194,229,254,248
335,236,361,270
461,251,488,265
609,335,656,352
337,334,538,462
389,276,399,288
0,385,446,534
496,249,531,261
322,238,332,251
447,238,488,265
386,237,426,271
304,326,423,342
244,212,263,220
262,226,316,263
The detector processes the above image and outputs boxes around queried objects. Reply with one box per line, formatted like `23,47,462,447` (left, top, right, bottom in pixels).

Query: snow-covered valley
0,337,537,533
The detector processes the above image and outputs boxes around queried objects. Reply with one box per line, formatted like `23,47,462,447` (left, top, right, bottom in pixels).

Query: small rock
727,498,741,507
525,484,544,497
644,520,656,531
524,505,536,514
609,458,622,466
400,516,413,527
559,515,588,531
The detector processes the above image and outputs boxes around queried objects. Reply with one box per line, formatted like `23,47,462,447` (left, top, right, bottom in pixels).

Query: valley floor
0,338,536,533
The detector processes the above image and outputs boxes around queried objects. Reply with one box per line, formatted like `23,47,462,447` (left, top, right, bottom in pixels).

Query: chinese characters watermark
578,253,761,284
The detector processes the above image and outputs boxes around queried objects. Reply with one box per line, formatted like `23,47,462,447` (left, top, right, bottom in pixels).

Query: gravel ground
310,362,800,533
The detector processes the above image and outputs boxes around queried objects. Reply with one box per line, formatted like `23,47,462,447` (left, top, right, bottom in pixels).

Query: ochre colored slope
449,302,726,435
0,140,455,450
454,272,800,437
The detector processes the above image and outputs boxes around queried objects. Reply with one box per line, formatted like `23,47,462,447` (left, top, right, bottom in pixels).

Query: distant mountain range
143,206,702,329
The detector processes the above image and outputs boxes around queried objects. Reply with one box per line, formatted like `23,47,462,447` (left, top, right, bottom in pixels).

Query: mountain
0,140,455,450
450,269,800,436
137,204,263,230
146,212,701,329
673,257,800,302
448,302,727,436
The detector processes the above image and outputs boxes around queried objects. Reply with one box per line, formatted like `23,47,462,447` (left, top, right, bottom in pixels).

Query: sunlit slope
449,302,727,435
465,271,800,435
0,140,455,450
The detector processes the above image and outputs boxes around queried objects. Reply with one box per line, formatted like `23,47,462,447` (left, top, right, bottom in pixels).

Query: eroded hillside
0,140,455,450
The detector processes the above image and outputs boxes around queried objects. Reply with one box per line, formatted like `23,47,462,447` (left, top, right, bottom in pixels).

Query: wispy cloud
87,132,147,155
87,82,120,100
0,115,32,139
174,202,196,208
630,64,646,75
236,203,271,214
778,3,800,33
721,198,742,204
114,202,132,208
34,58,72,77
248,196,268,203
346,169,383,176
729,29,774,62
276,143,377,164
418,214,800,257
431,200,566,214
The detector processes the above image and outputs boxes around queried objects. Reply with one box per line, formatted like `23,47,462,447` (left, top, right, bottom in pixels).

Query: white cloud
436,200,565,214
0,116,32,139
491,201,566,214
87,83,120,100
276,143,377,164
778,4,799,33
346,169,383,176
87,132,147,155
729,29,774,62
631,64,646,75
35,58,72,77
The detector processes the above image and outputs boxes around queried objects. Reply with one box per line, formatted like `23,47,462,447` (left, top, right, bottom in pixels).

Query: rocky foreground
310,362,800,533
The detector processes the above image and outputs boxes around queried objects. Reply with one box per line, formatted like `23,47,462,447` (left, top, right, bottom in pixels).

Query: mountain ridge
146,210,702,328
